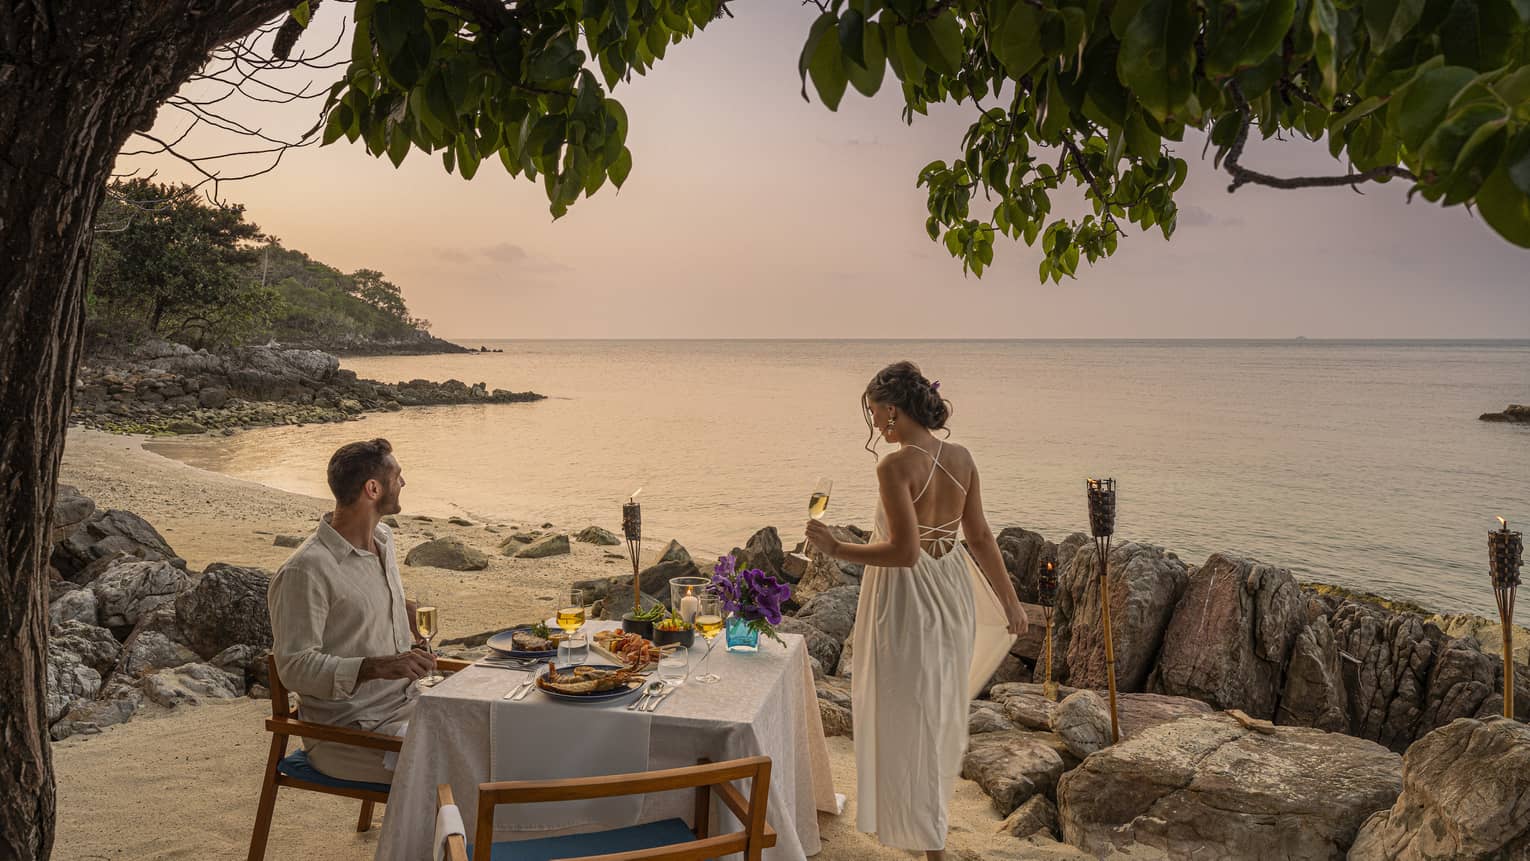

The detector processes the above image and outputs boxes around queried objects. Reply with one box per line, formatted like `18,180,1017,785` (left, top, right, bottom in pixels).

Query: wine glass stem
695,636,719,674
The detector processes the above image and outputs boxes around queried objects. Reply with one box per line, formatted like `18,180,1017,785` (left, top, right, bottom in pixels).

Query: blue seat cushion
276,749,391,795
469,818,700,861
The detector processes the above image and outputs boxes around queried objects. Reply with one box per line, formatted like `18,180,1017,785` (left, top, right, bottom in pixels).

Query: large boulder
50,620,122,677
1149,554,1305,719
211,644,272,689
731,527,788,583
1057,714,1401,859
589,559,702,607
997,527,1050,604
1058,541,1189,692
91,559,191,629
406,537,489,570
51,484,97,544
513,533,570,559
46,651,101,725
123,631,199,676
575,526,621,546
1349,716,1530,860
997,795,1060,840
141,663,244,707
786,526,866,603
652,539,693,567
53,509,179,583
49,588,99,628
1277,615,1349,733
778,617,843,674
174,562,272,659
52,682,142,741
792,585,859,643
989,682,1213,739
1328,600,1454,749
1050,690,1112,759
961,730,1068,815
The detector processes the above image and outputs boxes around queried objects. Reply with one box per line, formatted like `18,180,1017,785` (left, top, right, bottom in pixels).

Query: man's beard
380,487,403,515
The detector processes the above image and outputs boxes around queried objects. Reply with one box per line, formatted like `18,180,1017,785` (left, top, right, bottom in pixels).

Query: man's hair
327,438,394,505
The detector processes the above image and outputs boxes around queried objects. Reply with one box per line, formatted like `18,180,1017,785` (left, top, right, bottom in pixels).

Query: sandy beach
53,429,1080,861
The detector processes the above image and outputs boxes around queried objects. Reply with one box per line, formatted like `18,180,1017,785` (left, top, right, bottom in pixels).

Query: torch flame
630,487,643,502
1499,516,1509,530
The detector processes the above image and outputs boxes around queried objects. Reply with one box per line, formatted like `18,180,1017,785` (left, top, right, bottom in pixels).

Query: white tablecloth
375,622,837,861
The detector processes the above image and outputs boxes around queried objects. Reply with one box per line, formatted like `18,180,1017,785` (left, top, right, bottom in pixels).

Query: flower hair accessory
930,380,941,391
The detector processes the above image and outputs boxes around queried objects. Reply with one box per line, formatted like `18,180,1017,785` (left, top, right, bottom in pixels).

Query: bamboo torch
1490,517,1522,719
1038,559,1059,702
623,489,643,617
1087,478,1120,743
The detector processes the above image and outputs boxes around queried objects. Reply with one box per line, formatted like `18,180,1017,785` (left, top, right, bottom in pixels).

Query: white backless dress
851,441,1015,850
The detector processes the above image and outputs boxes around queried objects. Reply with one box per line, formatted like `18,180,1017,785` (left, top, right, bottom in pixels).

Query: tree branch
1223,80,1414,192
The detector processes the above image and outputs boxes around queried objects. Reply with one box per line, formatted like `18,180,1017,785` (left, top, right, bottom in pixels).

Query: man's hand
357,649,435,684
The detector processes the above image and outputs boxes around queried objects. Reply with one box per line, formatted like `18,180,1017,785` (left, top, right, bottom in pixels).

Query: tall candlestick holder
1038,559,1059,702
1087,477,1120,743
621,497,645,633
1490,517,1522,719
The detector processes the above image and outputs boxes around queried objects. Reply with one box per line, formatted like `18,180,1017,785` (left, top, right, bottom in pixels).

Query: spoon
630,680,665,711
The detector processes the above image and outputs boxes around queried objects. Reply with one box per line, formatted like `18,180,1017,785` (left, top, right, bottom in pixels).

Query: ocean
152,339,1529,617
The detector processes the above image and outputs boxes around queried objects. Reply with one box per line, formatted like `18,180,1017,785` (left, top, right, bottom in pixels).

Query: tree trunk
0,3,292,856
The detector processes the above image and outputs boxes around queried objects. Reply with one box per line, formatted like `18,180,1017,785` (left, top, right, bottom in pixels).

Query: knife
642,685,676,713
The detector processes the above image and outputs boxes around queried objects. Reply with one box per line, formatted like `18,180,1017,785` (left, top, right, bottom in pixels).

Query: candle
679,591,700,625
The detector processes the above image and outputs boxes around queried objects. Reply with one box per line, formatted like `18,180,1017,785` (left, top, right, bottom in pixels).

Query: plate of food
487,623,563,659
534,662,646,703
592,629,674,671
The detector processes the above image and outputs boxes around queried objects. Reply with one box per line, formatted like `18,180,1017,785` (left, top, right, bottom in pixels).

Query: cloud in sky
123,3,1528,339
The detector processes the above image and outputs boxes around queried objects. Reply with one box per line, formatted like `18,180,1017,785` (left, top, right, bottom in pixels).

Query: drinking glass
415,604,442,687
691,594,725,685
657,651,688,687
557,630,589,668
789,477,833,563
557,586,588,634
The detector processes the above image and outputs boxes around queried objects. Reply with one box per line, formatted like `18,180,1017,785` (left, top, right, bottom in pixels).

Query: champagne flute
691,594,725,685
789,477,833,563
415,604,441,687
556,586,588,634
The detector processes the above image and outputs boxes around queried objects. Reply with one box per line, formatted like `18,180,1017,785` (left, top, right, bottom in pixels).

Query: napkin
488,676,653,832
433,803,465,861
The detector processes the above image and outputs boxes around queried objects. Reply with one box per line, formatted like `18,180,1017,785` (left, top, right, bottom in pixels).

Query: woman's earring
886,415,897,432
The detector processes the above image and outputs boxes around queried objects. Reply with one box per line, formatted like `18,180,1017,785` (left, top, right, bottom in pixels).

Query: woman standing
806,361,1027,860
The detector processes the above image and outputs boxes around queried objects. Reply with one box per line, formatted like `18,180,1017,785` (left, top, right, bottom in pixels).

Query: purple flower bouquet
710,554,792,646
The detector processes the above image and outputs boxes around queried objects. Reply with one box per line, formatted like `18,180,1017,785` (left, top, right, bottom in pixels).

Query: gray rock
970,701,1020,734
1149,553,1305,719
1056,714,1401,859
1058,542,1189,692
46,649,101,725
652,539,692,566
991,683,1213,740
49,588,99,628
167,420,206,434
732,527,788,582
91,559,191,629
996,795,1059,840
124,631,199,676
272,534,304,548
211,644,271,688
819,699,853,738
1349,716,1530,860
576,526,621,546
1329,600,1445,749
174,563,272,659
997,526,1050,603
961,730,1068,814
406,537,489,570
53,509,179,583
1050,690,1112,758
981,653,1033,698
448,516,474,526
50,620,123,677
786,526,867,603
53,682,142,740
141,663,244,707
592,559,702,608
382,515,400,528
514,533,570,559
1278,615,1349,733
793,585,859,643
51,484,97,544
779,617,843,674
197,386,228,408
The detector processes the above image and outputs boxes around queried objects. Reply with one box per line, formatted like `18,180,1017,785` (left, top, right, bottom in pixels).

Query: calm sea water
156,340,1529,616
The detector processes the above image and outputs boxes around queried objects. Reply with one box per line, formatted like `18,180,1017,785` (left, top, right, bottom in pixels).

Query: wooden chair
435,756,777,861
248,654,469,860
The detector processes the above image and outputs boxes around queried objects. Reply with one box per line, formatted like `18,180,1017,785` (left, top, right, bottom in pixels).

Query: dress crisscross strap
906,441,967,557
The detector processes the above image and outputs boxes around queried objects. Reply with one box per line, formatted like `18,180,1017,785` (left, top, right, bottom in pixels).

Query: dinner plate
487,626,559,660
534,663,645,704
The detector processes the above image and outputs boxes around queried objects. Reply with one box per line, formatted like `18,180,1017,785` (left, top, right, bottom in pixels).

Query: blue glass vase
725,615,760,652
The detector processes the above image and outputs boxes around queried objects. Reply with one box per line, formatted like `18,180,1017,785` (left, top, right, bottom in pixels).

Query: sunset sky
126,3,1530,340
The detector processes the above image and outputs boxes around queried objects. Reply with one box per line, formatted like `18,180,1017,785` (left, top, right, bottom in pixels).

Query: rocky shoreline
72,339,541,435
1480,403,1530,423
41,477,1530,858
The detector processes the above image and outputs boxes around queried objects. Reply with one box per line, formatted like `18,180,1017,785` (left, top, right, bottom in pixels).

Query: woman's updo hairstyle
863,361,952,437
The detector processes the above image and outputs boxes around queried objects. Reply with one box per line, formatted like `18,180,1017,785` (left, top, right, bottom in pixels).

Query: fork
503,675,534,700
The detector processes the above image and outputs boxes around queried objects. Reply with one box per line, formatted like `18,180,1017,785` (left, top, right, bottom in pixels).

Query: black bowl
621,613,655,639
651,625,694,649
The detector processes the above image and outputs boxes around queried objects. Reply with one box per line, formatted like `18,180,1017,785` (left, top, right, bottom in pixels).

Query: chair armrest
484,756,770,804
266,717,404,752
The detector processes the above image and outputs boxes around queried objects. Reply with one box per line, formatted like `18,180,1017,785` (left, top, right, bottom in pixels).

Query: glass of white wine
789,477,833,563
415,604,441,687
691,594,725,685
557,586,588,635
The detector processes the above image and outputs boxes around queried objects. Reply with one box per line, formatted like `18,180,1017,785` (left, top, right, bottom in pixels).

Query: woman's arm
806,456,921,568
961,469,1029,635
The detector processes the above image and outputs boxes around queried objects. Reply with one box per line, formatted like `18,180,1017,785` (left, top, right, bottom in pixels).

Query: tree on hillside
2,1,1527,857
90,180,275,348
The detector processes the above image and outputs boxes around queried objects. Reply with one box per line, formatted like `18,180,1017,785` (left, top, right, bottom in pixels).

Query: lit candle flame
630,487,643,502
1499,516,1509,531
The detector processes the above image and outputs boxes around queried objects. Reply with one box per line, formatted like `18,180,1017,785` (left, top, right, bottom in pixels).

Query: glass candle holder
669,576,711,625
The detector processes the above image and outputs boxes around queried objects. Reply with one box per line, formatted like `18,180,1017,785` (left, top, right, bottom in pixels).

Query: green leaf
839,9,867,69
291,1,311,27
1364,0,1426,52
1118,0,1199,121
1309,0,1340,100
910,12,963,77
1439,0,1516,70
799,13,836,100
386,126,411,166
1204,0,1298,78
1506,129,1530,195
609,146,633,189
808,14,850,110
1475,162,1530,247
992,4,1043,76
1390,65,1476,151
846,18,886,96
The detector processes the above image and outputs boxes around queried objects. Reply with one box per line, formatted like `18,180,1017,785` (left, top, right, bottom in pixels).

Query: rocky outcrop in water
1479,403,1530,423
72,338,543,434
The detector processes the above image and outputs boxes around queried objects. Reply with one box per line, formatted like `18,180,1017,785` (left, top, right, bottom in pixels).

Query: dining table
374,620,838,861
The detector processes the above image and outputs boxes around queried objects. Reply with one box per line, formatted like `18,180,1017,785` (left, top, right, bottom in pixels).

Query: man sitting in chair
268,437,434,784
